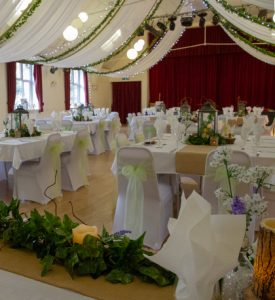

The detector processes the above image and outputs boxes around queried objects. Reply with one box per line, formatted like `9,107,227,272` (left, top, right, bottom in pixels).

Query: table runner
175,145,217,175
0,246,175,300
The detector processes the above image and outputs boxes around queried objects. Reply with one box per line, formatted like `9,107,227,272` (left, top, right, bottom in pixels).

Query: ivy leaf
41,255,54,276
106,269,134,284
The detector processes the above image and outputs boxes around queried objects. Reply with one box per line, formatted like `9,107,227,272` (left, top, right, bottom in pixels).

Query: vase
221,250,253,299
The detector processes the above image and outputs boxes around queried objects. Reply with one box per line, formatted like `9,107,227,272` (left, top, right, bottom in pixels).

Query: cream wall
0,63,149,130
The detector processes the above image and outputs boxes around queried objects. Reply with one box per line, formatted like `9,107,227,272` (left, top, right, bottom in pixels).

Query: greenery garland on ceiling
29,0,126,64
0,0,42,46
81,0,165,69
205,0,275,29
220,18,275,58
80,0,185,75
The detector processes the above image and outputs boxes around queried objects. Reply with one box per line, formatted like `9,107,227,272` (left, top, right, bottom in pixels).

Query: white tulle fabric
202,150,251,214
0,0,21,29
106,18,185,77
61,129,91,191
0,0,84,62
208,0,275,44
221,25,275,65
112,147,174,250
243,0,273,10
52,0,156,68
10,133,63,204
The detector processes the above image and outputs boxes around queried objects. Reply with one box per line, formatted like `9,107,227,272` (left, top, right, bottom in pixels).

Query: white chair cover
112,147,174,250
61,129,90,191
105,117,121,150
202,150,251,214
91,119,106,154
10,133,63,204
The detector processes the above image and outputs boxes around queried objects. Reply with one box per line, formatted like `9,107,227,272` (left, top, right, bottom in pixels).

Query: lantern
12,105,29,129
198,101,218,136
180,98,191,115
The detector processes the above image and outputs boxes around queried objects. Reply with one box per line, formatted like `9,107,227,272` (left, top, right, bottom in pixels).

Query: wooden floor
0,150,117,233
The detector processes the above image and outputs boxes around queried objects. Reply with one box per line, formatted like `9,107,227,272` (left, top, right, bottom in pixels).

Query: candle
72,224,98,244
210,136,218,146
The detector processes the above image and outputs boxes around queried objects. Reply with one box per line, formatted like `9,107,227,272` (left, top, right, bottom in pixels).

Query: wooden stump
252,218,275,299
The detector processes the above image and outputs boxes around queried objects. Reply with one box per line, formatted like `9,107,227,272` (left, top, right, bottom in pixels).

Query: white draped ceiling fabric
52,0,157,68
0,0,85,62
107,19,185,77
221,25,275,65
243,0,274,11
0,0,273,76
208,0,275,44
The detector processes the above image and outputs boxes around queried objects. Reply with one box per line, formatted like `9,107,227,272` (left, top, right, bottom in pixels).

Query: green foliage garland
0,199,176,286
0,0,42,45
205,0,275,30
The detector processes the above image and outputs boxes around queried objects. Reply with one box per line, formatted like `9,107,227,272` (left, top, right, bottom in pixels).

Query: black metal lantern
198,101,218,136
12,105,29,129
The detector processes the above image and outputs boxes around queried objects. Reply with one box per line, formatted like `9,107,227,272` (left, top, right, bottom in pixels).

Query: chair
112,147,174,250
91,119,106,154
115,133,130,148
105,117,121,150
201,149,251,214
61,120,73,131
61,129,90,191
10,133,63,204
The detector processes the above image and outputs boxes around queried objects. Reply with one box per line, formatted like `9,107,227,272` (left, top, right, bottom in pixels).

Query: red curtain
83,71,89,106
6,62,16,113
112,81,141,124
64,69,70,110
33,64,44,112
149,26,275,111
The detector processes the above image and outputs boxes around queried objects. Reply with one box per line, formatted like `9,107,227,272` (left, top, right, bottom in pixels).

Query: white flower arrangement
210,147,273,230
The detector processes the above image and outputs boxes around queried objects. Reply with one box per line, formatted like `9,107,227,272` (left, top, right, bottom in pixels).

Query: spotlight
168,16,177,31
50,66,58,74
144,23,162,37
156,20,167,31
136,26,144,36
180,16,193,27
198,13,207,28
212,14,219,25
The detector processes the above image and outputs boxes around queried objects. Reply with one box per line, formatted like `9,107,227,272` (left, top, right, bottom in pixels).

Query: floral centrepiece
210,147,273,248
0,199,175,286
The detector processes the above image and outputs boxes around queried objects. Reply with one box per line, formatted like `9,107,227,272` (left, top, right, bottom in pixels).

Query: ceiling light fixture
78,12,88,23
144,23,162,37
180,16,193,27
168,16,177,31
198,13,207,28
63,25,78,41
157,20,167,31
127,48,138,60
134,39,145,52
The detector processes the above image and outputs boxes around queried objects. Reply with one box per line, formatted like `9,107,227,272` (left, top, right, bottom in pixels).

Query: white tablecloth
0,131,76,169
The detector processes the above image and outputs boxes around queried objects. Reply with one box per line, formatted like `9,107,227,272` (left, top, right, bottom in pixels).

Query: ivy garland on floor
0,199,176,286
0,0,42,45
205,0,275,30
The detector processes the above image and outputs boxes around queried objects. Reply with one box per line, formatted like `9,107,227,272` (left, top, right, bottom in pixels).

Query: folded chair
112,147,174,250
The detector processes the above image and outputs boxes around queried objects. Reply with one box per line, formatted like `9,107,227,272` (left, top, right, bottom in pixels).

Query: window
15,63,39,110
70,70,86,108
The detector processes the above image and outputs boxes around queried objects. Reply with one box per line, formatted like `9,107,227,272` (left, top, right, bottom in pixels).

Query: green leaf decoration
0,199,176,287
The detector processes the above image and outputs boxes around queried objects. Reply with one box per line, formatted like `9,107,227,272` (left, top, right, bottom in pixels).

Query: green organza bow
120,164,150,239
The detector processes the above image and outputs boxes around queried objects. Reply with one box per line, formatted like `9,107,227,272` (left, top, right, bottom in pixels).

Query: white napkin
154,118,166,140
147,191,246,300
252,106,264,116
